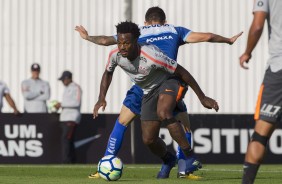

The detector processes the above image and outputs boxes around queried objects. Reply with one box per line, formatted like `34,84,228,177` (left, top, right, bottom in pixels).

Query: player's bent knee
118,119,131,126
251,131,269,147
162,117,178,127
142,136,155,146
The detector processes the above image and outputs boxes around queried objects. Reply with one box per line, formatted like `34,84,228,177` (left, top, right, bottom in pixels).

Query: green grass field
0,164,282,184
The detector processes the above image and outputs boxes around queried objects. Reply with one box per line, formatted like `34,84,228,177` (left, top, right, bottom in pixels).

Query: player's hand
239,53,252,69
229,31,243,45
75,25,89,40
54,102,61,110
93,99,107,119
13,109,21,116
200,96,219,112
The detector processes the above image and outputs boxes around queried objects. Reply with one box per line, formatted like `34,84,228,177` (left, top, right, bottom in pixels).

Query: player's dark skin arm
174,64,219,111
93,70,113,118
75,25,117,46
87,36,117,46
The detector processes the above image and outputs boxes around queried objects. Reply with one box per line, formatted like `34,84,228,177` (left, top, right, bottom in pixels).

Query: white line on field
0,165,282,173
126,166,282,173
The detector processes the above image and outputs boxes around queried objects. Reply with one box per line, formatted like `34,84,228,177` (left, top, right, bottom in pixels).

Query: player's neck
127,44,140,61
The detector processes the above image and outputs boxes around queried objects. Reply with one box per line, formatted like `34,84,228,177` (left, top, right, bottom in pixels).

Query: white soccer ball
98,155,123,181
48,100,59,113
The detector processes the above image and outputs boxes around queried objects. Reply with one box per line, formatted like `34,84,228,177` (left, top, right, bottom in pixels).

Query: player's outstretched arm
239,11,267,69
75,25,117,46
186,31,243,45
93,70,113,119
174,64,219,112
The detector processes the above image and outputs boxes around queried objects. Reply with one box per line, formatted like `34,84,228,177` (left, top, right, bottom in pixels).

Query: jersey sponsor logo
146,35,173,43
260,104,281,118
141,24,170,29
154,52,175,65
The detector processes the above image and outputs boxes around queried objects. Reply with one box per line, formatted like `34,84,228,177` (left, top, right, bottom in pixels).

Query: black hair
145,6,166,23
116,21,141,39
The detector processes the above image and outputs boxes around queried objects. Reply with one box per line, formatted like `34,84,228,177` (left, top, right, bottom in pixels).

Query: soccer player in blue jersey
75,7,242,179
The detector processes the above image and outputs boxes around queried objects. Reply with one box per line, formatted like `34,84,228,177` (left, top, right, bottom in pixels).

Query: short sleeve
253,0,269,13
105,48,119,72
175,26,192,43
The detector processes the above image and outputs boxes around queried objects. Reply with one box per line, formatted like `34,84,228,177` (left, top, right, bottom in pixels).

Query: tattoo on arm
87,36,117,46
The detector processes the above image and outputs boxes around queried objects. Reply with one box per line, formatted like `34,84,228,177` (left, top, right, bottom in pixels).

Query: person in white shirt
21,63,50,113
55,71,82,163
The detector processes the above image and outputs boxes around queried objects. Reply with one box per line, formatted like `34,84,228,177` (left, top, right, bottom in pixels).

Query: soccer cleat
88,171,100,179
177,172,202,180
157,152,177,179
185,154,202,174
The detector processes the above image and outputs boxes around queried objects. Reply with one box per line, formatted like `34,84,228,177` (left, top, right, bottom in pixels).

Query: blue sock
177,132,192,160
104,119,127,156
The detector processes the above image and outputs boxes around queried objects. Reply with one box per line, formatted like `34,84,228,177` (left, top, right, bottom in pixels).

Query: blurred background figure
0,81,20,115
21,63,50,113
55,71,82,163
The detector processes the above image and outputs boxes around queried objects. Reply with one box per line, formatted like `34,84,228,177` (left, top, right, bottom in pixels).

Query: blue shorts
123,85,144,115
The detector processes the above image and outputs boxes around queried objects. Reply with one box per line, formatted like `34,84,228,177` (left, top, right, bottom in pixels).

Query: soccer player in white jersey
76,6,242,179
94,21,219,179
240,0,282,183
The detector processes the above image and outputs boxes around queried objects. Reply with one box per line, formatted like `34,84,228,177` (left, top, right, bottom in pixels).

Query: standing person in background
239,0,282,183
0,81,20,115
21,63,50,113
55,71,82,164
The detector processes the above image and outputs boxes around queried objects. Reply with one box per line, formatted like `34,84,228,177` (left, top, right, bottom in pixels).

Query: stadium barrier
0,114,281,164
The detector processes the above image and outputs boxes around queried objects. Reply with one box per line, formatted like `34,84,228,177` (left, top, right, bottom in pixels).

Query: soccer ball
48,100,59,113
98,155,123,181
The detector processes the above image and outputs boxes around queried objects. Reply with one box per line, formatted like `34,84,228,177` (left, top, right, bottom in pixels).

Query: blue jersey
114,24,192,60
138,24,192,60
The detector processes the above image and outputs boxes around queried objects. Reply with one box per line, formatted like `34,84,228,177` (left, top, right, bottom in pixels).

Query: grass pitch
0,164,282,184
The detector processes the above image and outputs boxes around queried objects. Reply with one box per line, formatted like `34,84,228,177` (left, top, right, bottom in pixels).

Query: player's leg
242,68,282,184
157,77,201,178
157,78,194,156
157,93,192,157
104,85,143,156
61,121,76,164
141,87,177,179
89,85,142,179
242,119,275,184
175,111,191,172
104,105,136,156
141,120,176,179
175,111,201,178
